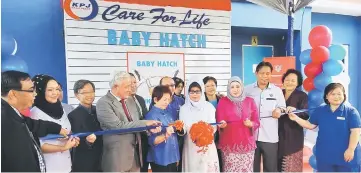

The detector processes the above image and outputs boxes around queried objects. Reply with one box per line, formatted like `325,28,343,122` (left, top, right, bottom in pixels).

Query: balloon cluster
169,120,184,131
1,33,28,73
300,25,349,108
2,33,31,116
309,146,317,172
189,121,214,154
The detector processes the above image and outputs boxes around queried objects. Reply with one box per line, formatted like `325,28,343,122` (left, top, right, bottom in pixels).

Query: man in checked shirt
244,62,286,172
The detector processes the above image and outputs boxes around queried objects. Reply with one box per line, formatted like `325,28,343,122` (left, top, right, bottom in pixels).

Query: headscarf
227,76,246,119
184,76,206,111
227,76,246,102
32,74,64,119
179,76,216,171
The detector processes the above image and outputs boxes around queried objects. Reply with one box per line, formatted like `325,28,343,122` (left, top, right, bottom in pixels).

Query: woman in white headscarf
179,77,220,172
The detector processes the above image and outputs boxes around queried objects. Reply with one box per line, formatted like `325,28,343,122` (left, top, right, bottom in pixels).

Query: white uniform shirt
244,82,286,143
30,106,72,172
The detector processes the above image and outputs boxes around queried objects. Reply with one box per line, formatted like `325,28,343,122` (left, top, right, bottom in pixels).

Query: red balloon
305,63,323,78
311,46,330,63
309,25,332,48
303,78,315,92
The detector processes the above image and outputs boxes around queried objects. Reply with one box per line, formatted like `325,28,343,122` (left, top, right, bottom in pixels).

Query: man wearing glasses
1,70,69,172
68,80,102,172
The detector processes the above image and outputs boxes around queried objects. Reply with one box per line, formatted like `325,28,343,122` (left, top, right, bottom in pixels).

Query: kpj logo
63,0,98,20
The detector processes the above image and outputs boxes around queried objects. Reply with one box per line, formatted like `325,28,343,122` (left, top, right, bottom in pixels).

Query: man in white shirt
244,62,286,172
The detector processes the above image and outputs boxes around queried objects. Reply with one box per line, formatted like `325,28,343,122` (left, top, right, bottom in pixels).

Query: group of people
1,61,360,172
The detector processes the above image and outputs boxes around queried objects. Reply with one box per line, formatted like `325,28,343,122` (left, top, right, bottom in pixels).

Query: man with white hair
96,71,161,172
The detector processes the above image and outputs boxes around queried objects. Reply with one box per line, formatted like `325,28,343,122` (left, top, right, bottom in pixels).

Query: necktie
120,100,133,122
119,99,143,166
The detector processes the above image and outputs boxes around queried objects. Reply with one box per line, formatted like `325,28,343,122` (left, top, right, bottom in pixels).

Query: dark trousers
317,163,361,172
217,149,223,172
150,162,177,172
140,133,149,172
277,157,283,172
253,141,278,172
214,131,223,172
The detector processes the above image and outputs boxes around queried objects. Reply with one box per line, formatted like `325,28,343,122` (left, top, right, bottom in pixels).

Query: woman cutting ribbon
145,85,183,172
216,76,260,172
278,69,309,172
289,83,361,172
179,77,220,172
30,74,80,172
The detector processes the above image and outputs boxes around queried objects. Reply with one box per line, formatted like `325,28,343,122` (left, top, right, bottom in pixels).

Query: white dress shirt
133,96,143,118
30,106,72,172
244,82,286,143
110,91,121,101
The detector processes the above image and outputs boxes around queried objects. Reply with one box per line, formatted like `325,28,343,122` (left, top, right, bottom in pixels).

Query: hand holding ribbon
168,120,184,131
41,108,312,141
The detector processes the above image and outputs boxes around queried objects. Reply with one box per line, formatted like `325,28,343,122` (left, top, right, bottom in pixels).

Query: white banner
63,0,231,106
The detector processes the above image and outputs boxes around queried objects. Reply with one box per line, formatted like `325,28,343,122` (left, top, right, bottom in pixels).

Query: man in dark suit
68,80,103,172
129,73,149,172
96,71,161,172
1,70,69,172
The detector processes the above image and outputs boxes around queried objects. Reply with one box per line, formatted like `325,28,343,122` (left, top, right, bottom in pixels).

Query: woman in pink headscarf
216,76,260,172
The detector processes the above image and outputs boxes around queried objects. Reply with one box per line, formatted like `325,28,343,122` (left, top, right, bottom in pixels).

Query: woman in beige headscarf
216,76,260,172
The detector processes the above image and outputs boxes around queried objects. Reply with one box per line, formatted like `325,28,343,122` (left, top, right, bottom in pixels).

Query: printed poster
127,52,185,106
263,56,296,88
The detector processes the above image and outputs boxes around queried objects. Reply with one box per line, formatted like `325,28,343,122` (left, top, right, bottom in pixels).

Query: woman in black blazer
68,80,103,172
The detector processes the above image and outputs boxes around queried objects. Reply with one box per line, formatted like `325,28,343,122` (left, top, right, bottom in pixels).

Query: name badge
337,116,345,120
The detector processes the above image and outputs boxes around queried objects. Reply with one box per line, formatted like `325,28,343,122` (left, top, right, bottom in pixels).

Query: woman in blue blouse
145,85,184,172
289,83,361,172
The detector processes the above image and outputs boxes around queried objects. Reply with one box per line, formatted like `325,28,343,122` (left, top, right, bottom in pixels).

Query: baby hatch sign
62,0,231,105
127,52,185,106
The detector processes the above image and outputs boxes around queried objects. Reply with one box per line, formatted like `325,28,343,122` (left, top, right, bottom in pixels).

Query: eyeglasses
189,90,201,95
13,89,37,95
78,92,95,95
